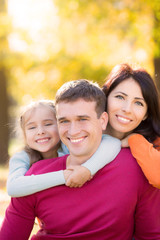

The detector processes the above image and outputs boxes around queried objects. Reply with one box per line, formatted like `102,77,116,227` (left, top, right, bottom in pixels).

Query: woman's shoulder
154,137,160,151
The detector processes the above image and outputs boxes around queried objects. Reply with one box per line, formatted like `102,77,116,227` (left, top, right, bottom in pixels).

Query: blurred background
0,0,160,165
0,0,160,233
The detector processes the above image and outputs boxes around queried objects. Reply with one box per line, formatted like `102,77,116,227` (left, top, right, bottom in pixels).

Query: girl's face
106,78,148,139
24,106,60,159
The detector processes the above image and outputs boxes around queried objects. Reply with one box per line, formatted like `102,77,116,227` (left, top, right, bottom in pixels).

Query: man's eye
59,120,69,124
80,118,87,121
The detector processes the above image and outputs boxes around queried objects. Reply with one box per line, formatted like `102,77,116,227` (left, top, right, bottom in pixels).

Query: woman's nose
122,102,132,113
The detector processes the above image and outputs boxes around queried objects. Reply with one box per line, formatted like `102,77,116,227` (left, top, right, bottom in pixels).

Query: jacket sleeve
128,134,160,189
7,150,65,197
82,134,121,175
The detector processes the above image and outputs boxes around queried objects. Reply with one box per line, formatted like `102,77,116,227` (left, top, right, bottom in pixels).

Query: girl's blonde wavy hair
17,99,56,166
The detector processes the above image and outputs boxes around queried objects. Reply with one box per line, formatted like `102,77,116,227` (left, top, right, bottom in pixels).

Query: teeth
70,137,84,143
37,138,49,143
117,116,130,123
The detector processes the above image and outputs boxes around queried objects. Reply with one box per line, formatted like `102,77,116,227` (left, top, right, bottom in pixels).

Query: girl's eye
28,126,36,130
45,123,53,126
115,95,124,100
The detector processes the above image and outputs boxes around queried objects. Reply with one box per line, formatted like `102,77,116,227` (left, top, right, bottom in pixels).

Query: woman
103,63,160,188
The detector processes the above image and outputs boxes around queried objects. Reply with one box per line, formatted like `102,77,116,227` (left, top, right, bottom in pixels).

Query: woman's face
106,78,148,139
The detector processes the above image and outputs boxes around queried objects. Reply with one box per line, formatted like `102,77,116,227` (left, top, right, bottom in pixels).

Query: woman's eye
115,95,124,100
135,101,144,106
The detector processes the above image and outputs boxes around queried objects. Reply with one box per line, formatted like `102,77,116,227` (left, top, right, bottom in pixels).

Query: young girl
103,63,160,189
7,99,121,197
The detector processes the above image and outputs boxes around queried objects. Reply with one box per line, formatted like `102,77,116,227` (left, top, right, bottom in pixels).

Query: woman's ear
143,113,148,121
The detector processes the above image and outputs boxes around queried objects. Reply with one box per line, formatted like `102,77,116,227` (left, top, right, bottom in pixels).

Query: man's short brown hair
55,79,106,118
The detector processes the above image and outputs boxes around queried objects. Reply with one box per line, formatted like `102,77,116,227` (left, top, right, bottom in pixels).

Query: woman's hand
121,133,137,148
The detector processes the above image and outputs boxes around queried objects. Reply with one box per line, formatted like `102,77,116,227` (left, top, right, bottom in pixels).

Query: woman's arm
128,134,160,189
7,150,65,197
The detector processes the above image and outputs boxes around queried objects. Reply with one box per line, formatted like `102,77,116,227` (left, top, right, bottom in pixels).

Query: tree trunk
154,58,160,94
152,1,160,94
0,69,9,165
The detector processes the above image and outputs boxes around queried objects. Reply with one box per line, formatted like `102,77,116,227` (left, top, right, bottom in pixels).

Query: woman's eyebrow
114,91,127,96
135,97,145,101
114,91,145,101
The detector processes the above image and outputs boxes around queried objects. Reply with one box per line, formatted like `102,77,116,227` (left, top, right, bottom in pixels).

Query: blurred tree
152,0,160,92
0,0,159,165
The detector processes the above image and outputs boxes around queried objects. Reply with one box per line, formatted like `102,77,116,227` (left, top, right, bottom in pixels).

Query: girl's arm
128,134,160,189
7,150,65,197
7,136,121,196
66,135,121,187
82,134,121,175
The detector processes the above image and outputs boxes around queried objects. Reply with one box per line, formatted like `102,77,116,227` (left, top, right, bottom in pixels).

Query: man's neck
66,154,92,168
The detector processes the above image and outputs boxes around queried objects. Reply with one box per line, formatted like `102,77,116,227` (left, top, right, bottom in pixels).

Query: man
0,79,160,240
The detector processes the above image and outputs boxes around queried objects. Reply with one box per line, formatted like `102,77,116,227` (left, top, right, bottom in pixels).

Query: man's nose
68,122,80,136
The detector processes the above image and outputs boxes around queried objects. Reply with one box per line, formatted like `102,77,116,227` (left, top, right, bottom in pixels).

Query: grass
0,164,40,239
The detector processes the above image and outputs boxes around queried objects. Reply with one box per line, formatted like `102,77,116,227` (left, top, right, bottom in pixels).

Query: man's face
56,99,108,163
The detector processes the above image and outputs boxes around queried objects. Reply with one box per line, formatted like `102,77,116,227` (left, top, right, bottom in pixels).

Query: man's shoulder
115,147,135,163
26,155,68,176
108,147,144,176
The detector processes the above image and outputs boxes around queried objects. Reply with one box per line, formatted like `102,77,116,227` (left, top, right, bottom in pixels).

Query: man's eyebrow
57,117,67,122
57,115,90,121
78,115,90,118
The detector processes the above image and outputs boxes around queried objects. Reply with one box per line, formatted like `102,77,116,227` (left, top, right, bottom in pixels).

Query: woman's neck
104,124,127,140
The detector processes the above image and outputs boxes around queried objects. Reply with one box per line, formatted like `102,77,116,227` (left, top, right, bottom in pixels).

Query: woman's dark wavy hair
102,63,160,143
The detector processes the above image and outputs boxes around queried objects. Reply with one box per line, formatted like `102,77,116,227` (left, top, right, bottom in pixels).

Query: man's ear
100,111,108,130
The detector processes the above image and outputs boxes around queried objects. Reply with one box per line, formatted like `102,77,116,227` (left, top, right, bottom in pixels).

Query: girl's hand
63,169,73,182
65,166,91,188
121,133,137,148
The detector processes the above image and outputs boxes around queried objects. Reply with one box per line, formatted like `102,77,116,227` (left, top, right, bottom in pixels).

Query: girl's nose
37,126,45,135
